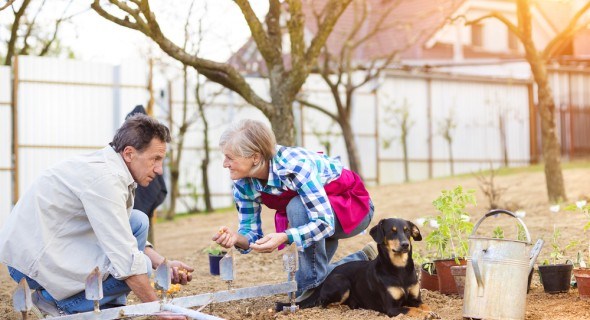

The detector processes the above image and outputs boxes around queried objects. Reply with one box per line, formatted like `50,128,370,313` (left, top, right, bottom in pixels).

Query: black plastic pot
208,253,225,275
538,263,573,293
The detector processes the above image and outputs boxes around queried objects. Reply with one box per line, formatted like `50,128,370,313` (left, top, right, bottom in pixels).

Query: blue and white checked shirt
233,145,343,251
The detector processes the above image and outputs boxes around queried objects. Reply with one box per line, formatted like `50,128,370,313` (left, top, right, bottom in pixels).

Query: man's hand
169,260,193,285
249,233,288,253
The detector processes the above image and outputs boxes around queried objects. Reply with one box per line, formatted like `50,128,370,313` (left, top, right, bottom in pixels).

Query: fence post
11,55,19,205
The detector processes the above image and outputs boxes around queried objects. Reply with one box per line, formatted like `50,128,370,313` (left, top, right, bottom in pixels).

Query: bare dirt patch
2,166,590,319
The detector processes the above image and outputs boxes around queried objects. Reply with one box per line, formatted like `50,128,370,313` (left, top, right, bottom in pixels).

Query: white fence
0,65,11,228
3,56,589,225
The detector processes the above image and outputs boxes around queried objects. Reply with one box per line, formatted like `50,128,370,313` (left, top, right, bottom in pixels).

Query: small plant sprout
203,244,225,256
565,200,590,266
492,227,505,239
545,226,579,265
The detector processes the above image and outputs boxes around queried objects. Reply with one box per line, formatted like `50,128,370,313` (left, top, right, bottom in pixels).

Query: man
126,105,168,244
0,114,192,318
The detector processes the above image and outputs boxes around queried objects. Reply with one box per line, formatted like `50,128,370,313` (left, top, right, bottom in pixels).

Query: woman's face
222,152,255,180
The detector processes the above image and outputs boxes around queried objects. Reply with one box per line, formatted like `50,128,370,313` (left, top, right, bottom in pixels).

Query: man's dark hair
110,114,171,152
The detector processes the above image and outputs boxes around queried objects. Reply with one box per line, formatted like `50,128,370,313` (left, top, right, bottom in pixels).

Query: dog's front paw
423,311,440,320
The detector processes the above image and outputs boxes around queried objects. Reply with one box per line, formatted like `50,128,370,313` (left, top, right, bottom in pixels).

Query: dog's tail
275,287,323,312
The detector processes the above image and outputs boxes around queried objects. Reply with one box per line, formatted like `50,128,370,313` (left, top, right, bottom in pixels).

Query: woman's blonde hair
219,119,277,174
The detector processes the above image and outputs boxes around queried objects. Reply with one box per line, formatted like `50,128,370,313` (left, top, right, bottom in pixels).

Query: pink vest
260,169,370,249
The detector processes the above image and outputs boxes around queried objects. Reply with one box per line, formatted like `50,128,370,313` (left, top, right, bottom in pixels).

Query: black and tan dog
292,218,439,319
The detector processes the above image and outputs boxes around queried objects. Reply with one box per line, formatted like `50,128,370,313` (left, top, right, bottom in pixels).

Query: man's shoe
362,242,378,260
31,290,62,317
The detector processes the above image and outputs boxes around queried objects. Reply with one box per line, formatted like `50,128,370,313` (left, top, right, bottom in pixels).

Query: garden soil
2,166,590,319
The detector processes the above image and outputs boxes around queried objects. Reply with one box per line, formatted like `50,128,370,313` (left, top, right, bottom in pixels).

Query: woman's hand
249,233,288,253
212,226,239,249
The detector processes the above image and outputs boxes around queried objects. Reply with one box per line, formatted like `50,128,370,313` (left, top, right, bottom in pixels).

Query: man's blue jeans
8,209,151,314
286,197,374,296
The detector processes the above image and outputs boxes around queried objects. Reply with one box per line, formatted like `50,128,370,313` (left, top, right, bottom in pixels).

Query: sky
4,0,268,65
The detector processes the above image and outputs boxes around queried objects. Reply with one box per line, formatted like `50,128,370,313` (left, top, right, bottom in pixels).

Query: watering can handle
471,209,531,244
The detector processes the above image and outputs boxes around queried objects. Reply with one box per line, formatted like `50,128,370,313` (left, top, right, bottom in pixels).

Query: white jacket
0,146,147,300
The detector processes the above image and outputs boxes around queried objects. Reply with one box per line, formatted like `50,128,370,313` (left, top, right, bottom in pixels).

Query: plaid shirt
233,145,343,251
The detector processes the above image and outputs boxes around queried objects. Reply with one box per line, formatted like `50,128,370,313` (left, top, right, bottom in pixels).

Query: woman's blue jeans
286,197,374,296
8,209,151,314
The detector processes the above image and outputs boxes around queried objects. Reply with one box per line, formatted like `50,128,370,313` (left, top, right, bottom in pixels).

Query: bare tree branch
542,2,590,59
91,0,274,116
296,99,339,123
0,0,16,11
464,12,524,43
4,0,32,65
234,0,277,67
19,0,47,55
39,0,75,56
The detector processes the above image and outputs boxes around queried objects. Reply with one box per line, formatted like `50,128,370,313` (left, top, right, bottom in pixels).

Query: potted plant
424,185,476,295
538,226,577,294
412,249,438,291
203,245,227,276
566,200,590,299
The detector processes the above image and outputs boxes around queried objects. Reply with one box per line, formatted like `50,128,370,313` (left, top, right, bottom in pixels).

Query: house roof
302,0,467,61
228,0,467,74
228,0,589,74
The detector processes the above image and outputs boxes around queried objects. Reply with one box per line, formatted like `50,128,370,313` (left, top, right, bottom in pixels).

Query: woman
212,119,375,302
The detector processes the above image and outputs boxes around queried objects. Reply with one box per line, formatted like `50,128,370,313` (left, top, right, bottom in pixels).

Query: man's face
123,138,167,187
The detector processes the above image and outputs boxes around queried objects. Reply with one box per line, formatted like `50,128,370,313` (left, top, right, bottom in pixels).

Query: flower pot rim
538,263,574,268
433,257,466,262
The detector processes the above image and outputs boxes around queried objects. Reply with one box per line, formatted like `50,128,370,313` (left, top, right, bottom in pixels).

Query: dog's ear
407,220,422,241
369,220,385,244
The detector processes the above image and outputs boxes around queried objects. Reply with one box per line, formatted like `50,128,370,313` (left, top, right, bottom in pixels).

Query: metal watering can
463,209,543,320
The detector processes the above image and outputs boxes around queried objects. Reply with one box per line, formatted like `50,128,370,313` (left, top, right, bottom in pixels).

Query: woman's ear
252,153,262,166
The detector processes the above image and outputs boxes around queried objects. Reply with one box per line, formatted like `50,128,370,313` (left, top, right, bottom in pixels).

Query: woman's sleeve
234,183,263,254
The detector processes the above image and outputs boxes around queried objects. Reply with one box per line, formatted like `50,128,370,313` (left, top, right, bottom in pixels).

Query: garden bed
1,165,590,319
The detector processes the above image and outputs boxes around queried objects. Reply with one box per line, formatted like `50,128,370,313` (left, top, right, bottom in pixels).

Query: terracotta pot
450,265,467,298
573,268,590,300
434,258,466,295
420,263,439,291
538,263,573,293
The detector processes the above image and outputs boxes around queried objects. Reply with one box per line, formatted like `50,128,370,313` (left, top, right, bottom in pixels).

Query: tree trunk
338,116,362,177
448,140,454,176
199,93,213,212
268,93,296,146
499,113,508,167
201,158,212,212
167,169,180,219
402,130,409,183
530,62,567,202
166,67,190,220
